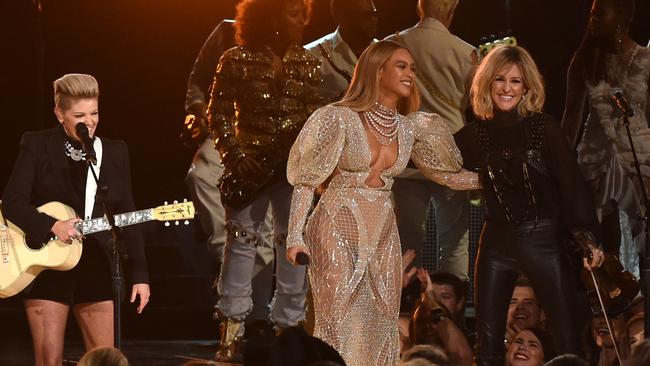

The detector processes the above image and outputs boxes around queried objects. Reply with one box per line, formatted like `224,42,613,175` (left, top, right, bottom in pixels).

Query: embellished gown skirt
304,187,401,366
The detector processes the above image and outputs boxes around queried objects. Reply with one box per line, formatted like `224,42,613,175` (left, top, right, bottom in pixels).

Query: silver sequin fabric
286,105,479,366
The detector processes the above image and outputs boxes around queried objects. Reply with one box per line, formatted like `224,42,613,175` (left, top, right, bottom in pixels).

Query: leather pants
475,219,589,366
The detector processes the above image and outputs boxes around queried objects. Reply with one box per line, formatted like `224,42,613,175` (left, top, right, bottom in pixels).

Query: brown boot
215,317,244,362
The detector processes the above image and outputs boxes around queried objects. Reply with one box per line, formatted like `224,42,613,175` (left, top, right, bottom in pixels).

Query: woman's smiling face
490,63,526,113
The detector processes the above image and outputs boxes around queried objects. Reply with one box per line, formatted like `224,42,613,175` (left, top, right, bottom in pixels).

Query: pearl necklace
64,139,86,162
363,103,399,146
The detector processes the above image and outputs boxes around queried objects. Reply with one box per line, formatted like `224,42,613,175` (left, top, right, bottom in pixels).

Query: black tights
475,219,589,366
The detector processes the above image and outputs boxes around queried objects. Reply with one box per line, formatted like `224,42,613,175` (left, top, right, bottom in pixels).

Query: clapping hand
402,249,418,289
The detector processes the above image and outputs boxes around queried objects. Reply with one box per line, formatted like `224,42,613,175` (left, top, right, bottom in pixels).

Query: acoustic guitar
0,200,195,298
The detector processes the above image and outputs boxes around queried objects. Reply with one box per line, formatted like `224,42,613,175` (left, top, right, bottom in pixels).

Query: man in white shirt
387,0,475,281
304,0,378,102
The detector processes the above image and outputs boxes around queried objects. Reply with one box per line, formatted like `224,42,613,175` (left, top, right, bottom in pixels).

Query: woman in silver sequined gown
285,41,479,366
562,0,650,275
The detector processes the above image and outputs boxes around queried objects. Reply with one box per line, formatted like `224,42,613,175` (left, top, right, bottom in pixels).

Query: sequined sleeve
286,105,346,248
207,48,243,165
410,112,480,190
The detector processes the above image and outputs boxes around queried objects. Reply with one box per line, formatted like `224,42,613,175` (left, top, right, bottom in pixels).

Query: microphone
611,89,635,118
75,123,97,165
296,252,310,266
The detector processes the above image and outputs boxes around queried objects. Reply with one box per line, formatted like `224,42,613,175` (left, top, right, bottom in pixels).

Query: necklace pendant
70,149,84,161
64,140,86,162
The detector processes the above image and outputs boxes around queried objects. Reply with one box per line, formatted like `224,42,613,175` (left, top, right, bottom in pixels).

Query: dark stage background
1,0,649,205
0,0,648,342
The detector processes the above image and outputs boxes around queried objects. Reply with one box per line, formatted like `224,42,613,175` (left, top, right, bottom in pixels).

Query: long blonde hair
471,45,545,120
335,40,420,115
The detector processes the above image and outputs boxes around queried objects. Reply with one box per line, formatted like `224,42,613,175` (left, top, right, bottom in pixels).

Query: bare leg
24,299,70,366
73,300,114,351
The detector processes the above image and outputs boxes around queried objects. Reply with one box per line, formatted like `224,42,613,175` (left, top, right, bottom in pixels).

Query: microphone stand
620,113,650,338
86,160,125,349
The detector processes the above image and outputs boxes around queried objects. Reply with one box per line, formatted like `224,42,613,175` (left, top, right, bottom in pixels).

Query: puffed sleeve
286,105,346,248
409,112,480,190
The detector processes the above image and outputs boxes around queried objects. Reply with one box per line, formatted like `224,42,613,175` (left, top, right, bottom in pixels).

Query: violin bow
588,269,622,365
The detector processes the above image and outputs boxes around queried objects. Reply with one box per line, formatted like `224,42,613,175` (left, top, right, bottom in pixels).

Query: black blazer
2,126,149,284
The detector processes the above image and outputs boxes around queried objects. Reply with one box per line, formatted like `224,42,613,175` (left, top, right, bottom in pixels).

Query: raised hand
402,249,418,288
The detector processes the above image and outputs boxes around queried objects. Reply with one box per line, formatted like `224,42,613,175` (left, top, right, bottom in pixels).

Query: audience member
507,276,547,344
505,328,556,366
78,347,129,366
543,354,589,366
410,270,473,365
401,359,437,366
625,312,644,354
401,344,449,365
589,311,628,366
265,327,347,366
624,339,650,366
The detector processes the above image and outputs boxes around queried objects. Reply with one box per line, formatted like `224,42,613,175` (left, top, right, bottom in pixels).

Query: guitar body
0,199,194,298
0,201,82,298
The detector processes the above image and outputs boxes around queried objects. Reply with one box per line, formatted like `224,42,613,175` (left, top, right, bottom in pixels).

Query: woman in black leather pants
454,45,605,365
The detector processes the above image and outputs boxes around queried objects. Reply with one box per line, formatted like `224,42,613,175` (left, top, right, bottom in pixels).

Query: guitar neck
79,209,153,235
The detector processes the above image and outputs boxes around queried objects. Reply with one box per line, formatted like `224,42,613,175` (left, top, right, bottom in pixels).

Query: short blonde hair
53,73,99,111
78,347,128,366
470,45,545,120
419,0,459,18
335,40,420,115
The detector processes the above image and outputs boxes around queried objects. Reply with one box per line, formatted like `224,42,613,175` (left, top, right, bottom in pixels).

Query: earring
615,24,623,52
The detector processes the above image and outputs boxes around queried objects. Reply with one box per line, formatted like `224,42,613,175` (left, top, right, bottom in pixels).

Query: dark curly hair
235,0,312,49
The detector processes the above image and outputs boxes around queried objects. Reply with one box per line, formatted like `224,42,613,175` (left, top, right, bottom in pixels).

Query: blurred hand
287,246,310,266
417,268,433,294
570,229,605,270
188,102,209,135
189,102,208,122
234,155,263,177
51,218,82,244
130,283,151,314
505,322,523,346
584,244,605,271
402,249,417,288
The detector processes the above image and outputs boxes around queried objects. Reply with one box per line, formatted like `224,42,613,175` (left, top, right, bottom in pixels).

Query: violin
570,229,638,313
570,229,637,366
580,252,639,314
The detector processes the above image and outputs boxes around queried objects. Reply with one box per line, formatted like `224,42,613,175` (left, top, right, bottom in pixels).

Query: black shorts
24,237,113,305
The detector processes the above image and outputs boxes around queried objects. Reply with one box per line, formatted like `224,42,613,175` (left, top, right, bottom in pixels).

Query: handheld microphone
611,89,635,118
296,252,310,266
74,123,97,165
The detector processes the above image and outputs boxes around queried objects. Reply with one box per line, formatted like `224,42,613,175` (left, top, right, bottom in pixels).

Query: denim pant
217,180,308,327
475,219,588,366
186,138,275,321
393,177,470,280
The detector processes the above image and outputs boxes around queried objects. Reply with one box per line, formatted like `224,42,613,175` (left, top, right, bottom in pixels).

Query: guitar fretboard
77,209,154,235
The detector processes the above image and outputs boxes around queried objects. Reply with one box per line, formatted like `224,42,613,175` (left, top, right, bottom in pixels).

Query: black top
454,110,601,250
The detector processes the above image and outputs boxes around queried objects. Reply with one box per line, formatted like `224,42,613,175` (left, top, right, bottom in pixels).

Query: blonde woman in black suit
2,73,150,366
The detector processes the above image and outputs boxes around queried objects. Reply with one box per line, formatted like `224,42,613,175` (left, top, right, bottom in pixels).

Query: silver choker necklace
363,103,399,146
64,139,86,162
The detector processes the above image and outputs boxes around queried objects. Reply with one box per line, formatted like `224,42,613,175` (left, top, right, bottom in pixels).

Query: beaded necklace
363,103,399,146
64,139,87,162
